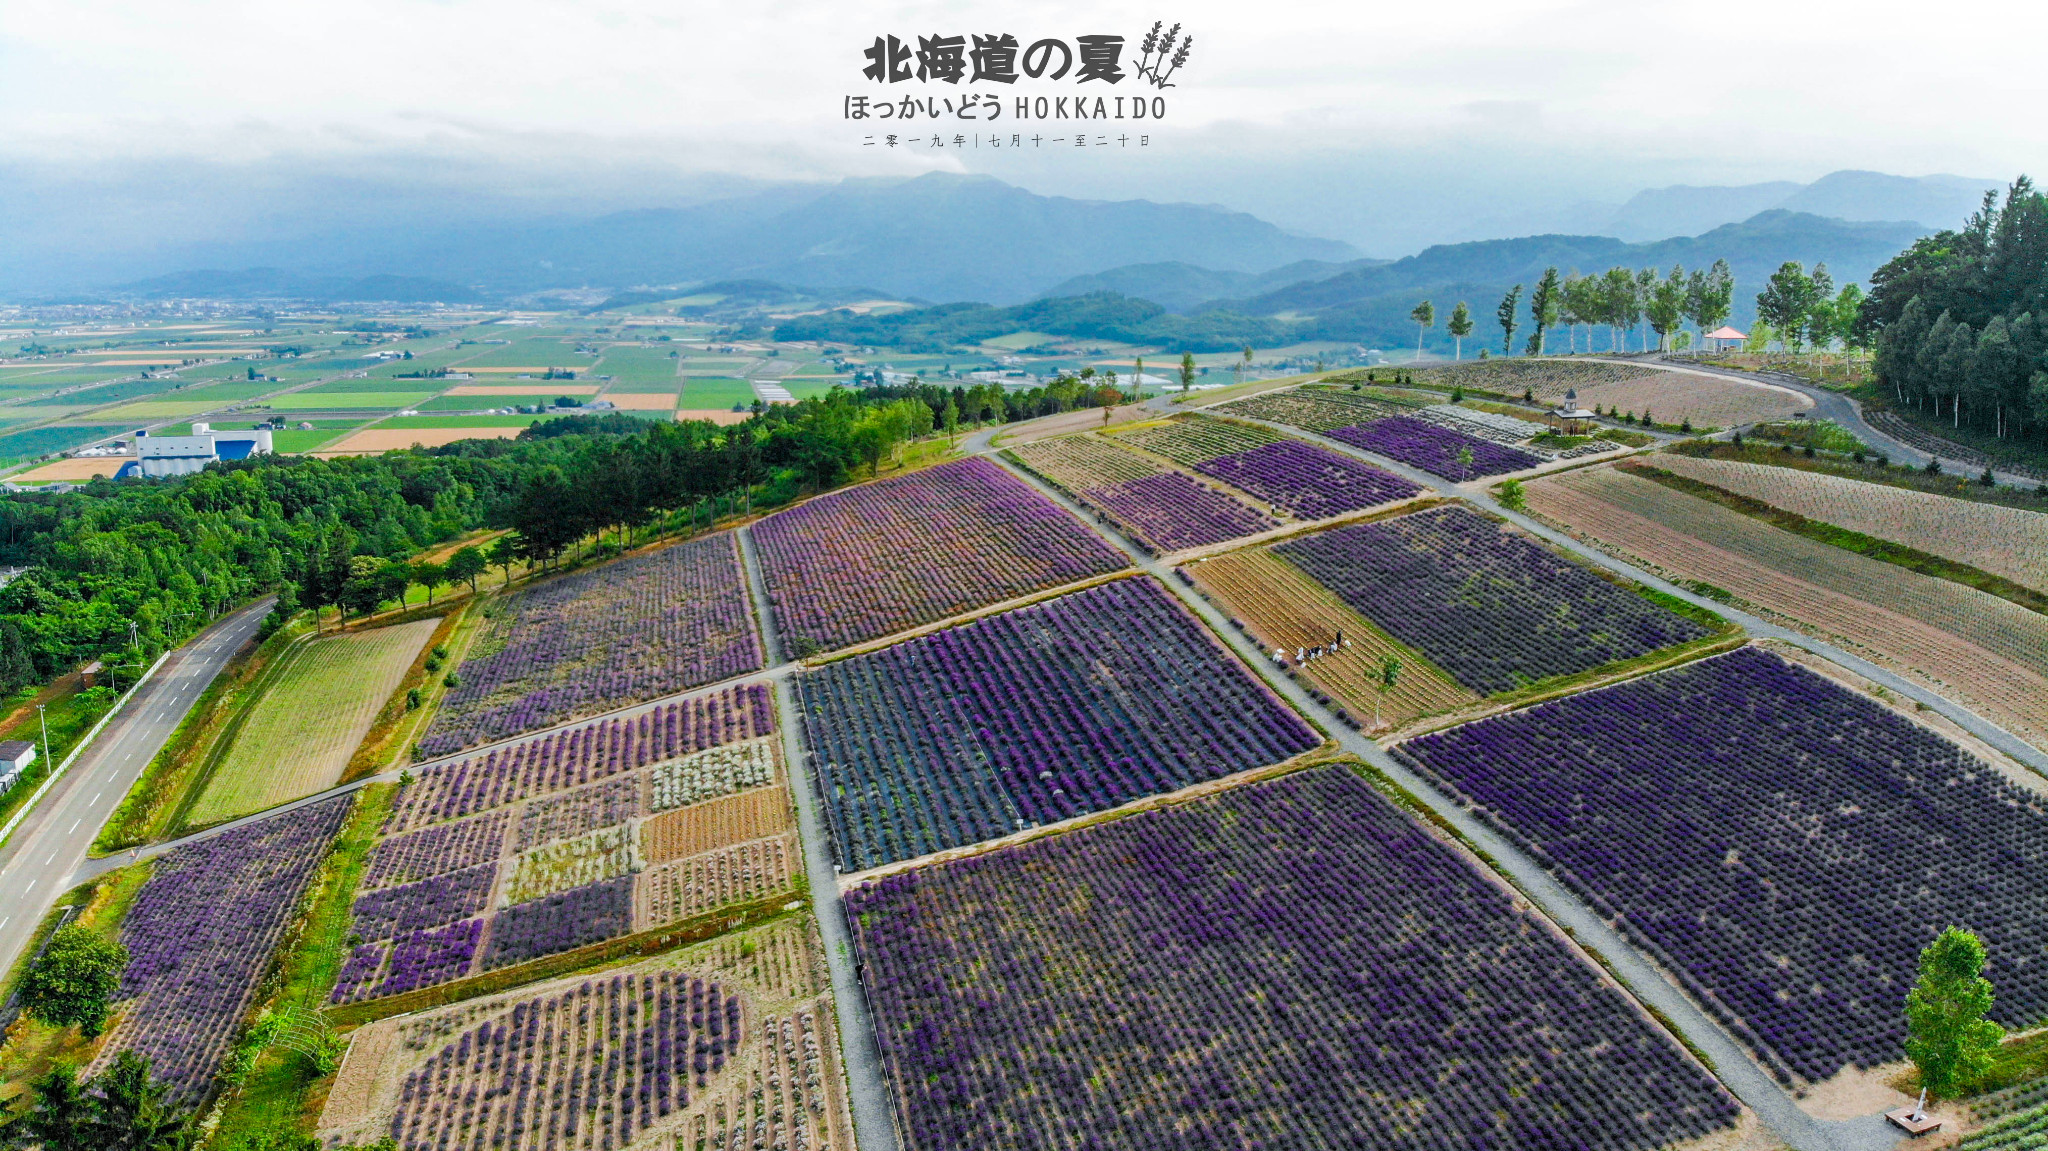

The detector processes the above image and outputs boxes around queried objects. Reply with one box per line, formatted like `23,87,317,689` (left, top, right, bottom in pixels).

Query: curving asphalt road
0,598,272,991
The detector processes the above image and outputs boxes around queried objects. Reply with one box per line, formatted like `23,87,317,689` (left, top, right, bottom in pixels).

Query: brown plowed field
1528,469,2048,751
1188,548,1476,728
641,785,792,863
1653,454,2048,593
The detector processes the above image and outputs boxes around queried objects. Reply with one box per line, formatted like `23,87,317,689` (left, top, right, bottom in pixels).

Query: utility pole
37,703,49,769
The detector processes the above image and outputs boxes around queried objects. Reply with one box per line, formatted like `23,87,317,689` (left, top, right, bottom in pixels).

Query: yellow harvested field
1189,548,1476,729
642,786,791,864
325,427,525,452
1528,369,1810,428
1652,454,2048,593
187,619,437,825
13,456,134,481
1528,468,2048,752
443,384,600,395
605,391,679,410
677,409,753,426
1011,434,1164,491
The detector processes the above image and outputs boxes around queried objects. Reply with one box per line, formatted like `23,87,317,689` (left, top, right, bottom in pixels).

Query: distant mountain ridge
1597,170,1995,241
1036,258,1384,312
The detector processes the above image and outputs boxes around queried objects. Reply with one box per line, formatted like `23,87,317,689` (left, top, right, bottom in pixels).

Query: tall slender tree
1409,300,1436,357
1647,265,1687,351
1602,267,1638,352
1446,301,1474,360
1525,268,1562,356
1496,285,1523,356
1906,927,2004,1099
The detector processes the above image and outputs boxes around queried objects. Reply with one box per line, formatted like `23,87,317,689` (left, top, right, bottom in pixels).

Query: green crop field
595,346,684,383
602,379,684,395
270,421,371,452
456,338,591,368
414,395,517,411
0,424,127,463
779,378,846,401
185,619,437,826
171,380,280,403
678,376,756,408
98,400,227,419
267,392,432,410
307,376,449,393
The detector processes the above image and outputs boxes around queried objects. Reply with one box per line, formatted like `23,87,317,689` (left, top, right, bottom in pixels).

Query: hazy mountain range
5,168,1994,318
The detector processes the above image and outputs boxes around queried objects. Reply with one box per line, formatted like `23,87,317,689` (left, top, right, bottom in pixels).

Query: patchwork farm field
1407,358,1646,391
847,764,1739,1151
1274,505,1712,694
1653,453,2048,593
1186,546,1479,728
1396,646,2048,1085
92,796,353,1101
1218,387,1547,480
334,684,793,1004
751,456,1127,654
185,618,437,826
1009,433,1278,553
1527,467,2048,750
318,919,854,1151
797,577,1320,870
420,532,762,757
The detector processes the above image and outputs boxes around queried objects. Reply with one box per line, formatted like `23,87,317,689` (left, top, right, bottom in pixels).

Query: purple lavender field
799,577,1319,870
386,971,742,1151
419,532,762,757
846,765,1738,1151
1192,439,1420,520
1277,505,1709,694
1326,415,1542,480
105,795,352,1099
1395,646,2048,1084
482,874,636,969
350,863,496,941
361,810,510,889
1078,471,1277,552
752,456,1128,654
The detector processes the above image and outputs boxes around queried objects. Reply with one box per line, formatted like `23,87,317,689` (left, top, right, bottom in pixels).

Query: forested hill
776,211,1930,353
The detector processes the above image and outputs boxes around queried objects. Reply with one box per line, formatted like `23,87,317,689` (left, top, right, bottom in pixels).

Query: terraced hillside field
186,619,437,825
420,533,762,756
1397,646,2048,1085
798,577,1320,871
1275,505,1711,694
1527,466,2048,751
1653,453,2048,593
332,684,795,1005
847,765,1739,1151
1186,547,1478,729
319,919,855,1151
751,456,1129,654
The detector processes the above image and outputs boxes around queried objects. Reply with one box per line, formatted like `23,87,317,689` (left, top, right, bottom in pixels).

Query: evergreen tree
1496,285,1523,356
1525,268,1561,357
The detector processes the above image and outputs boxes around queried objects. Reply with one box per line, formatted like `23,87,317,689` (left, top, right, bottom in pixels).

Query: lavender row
387,971,742,1151
800,577,1319,871
350,863,497,943
106,795,352,1100
1276,505,1708,694
483,874,637,970
1395,646,2048,1084
752,456,1128,653
846,766,1737,1151
376,919,487,998
1078,472,1277,553
420,533,762,756
388,684,773,834
1324,415,1542,480
362,809,510,889
1192,439,1421,520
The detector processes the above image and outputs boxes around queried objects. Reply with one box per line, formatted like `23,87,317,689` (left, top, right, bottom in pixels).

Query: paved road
0,598,272,986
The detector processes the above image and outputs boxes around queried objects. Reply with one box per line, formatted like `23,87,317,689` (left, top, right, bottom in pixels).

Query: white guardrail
0,644,178,851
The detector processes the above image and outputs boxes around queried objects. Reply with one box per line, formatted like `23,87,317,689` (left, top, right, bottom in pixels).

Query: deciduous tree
1905,927,2004,1098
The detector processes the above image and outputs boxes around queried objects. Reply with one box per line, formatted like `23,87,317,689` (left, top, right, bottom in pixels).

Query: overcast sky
1,0,2040,256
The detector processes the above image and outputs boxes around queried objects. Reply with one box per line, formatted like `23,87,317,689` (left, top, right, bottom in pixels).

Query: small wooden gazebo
1549,387,1596,434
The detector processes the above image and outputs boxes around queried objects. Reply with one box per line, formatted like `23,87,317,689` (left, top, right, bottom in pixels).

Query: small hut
1549,388,1596,434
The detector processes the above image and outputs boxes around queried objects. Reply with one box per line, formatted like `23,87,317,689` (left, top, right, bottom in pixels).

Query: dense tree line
1862,177,2048,441
0,381,1127,695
